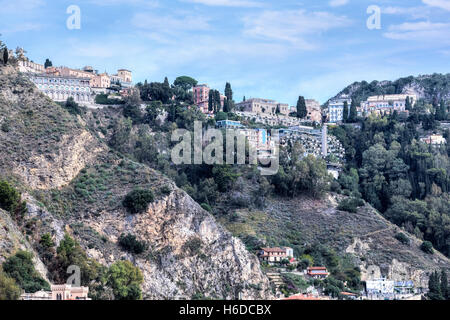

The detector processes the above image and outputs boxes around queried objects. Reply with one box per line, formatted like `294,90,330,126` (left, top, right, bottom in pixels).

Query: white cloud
183,0,263,7
422,0,450,11
242,10,351,48
329,0,349,7
382,6,431,19
384,21,450,42
87,0,159,6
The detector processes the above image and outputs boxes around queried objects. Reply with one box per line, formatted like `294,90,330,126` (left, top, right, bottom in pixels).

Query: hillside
0,65,272,299
219,194,449,288
328,73,450,104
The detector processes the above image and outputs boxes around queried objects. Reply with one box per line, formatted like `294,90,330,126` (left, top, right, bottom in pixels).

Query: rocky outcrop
12,130,105,189
77,189,273,300
0,209,50,282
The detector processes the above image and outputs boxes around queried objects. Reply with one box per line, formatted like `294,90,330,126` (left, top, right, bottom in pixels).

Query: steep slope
0,209,49,282
220,194,450,289
328,73,450,104
0,66,273,299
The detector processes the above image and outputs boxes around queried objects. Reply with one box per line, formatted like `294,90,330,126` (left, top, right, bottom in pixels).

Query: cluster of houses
328,93,418,123
15,48,132,104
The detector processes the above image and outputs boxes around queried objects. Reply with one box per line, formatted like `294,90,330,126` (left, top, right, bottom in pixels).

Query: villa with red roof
307,267,330,279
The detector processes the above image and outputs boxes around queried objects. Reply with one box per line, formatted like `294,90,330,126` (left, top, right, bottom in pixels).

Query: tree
173,76,198,92
421,241,434,254
107,261,143,300
441,270,448,299
405,96,412,111
162,77,172,104
208,90,214,112
2,48,8,65
63,97,81,115
427,271,443,300
2,251,50,293
343,101,349,123
214,90,221,114
44,58,52,69
0,271,21,300
225,82,233,112
296,96,307,119
349,99,358,122
0,179,21,212
122,189,155,214
118,234,147,254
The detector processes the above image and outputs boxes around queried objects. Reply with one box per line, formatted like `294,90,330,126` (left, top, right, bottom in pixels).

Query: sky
1,0,450,104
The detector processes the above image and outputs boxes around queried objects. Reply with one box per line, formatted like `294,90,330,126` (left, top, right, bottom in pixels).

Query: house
306,267,329,279
328,96,351,123
421,134,447,146
358,94,417,117
259,247,294,264
21,284,91,300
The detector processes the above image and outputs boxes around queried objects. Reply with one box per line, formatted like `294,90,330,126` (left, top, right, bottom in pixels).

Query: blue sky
1,0,450,104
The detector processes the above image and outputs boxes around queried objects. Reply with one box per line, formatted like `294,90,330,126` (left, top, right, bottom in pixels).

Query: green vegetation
427,270,449,300
95,93,125,105
394,233,410,245
118,233,147,254
0,269,21,300
122,189,155,214
296,96,307,119
337,197,364,213
106,260,143,300
63,97,82,115
2,251,50,293
331,110,450,257
0,179,27,220
421,241,434,254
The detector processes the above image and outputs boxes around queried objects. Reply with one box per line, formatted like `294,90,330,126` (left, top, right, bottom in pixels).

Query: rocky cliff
0,66,273,299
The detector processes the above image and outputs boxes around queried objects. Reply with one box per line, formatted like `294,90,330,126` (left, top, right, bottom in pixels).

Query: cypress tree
343,101,349,123
349,99,357,122
3,48,8,65
214,90,221,114
208,90,213,112
296,96,307,119
405,96,412,111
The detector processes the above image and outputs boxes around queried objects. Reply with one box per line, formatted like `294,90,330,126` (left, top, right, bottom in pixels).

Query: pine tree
296,96,307,119
428,271,443,300
343,101,349,123
44,58,52,69
349,99,357,122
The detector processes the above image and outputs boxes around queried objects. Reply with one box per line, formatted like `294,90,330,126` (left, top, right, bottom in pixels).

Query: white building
328,96,351,123
366,278,395,295
29,73,92,104
358,94,417,117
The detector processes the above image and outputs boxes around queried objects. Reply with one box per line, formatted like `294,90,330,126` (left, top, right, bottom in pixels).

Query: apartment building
328,96,351,123
193,84,225,114
358,94,417,117
30,73,92,103
235,98,290,116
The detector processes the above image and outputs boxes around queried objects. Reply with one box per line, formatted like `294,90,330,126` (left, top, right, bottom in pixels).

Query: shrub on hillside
63,97,82,115
118,233,147,254
394,233,410,245
0,270,21,300
2,251,50,293
421,241,434,254
337,197,364,213
122,189,155,214
0,179,20,212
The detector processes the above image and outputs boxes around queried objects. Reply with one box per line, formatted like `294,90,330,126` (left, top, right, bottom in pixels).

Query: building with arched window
28,73,92,104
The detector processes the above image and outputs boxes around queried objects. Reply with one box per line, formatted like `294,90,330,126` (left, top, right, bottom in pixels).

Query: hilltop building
358,94,417,117
328,96,351,123
235,98,290,116
193,84,225,114
21,284,91,300
29,73,92,103
306,267,329,279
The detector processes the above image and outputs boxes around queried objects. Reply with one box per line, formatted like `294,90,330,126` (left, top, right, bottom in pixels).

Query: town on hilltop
0,41,449,303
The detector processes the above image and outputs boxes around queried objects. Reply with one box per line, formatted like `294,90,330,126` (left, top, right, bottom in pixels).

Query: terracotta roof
261,247,286,253
307,267,328,270
283,294,321,301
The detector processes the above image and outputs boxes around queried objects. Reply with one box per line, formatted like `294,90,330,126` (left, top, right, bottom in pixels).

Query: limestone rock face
82,190,273,300
12,130,105,190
